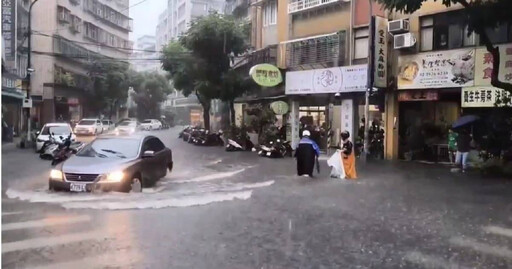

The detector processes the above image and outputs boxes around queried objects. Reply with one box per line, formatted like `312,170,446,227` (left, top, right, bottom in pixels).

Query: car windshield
119,121,136,126
41,126,71,135
78,120,96,125
142,120,152,123
76,138,140,158
102,120,109,124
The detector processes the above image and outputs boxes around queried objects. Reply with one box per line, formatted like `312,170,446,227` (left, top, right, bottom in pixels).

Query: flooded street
2,128,512,268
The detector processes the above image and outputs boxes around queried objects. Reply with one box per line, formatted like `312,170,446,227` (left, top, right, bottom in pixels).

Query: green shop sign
249,64,282,87
270,101,289,115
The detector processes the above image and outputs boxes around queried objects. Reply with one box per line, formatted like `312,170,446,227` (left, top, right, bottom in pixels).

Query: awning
2,88,25,100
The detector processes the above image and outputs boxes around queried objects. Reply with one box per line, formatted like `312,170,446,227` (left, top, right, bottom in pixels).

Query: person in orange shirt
340,131,357,179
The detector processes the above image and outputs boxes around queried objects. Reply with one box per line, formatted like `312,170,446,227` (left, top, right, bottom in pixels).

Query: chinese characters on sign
249,64,283,87
285,65,367,95
398,90,439,101
2,0,16,61
373,16,388,88
461,87,511,107
397,48,475,89
475,44,512,86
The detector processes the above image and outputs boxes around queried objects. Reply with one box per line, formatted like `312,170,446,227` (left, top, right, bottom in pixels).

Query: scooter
258,139,292,158
226,135,254,152
51,133,85,166
40,134,60,160
194,130,224,146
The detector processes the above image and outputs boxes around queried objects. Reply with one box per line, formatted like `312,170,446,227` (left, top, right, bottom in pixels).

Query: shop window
420,11,480,52
263,1,277,27
354,27,369,60
484,23,509,44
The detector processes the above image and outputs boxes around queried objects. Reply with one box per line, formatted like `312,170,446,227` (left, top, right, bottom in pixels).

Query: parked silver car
49,134,173,193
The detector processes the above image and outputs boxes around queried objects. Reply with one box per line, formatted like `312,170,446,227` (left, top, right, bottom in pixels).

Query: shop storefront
2,73,24,141
285,65,368,150
396,49,473,161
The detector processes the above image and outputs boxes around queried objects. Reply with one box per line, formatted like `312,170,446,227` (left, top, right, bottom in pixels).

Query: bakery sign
397,48,475,89
285,65,367,95
474,44,512,86
462,87,511,107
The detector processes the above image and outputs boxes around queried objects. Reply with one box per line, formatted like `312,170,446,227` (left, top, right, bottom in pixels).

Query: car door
140,138,158,181
146,137,167,178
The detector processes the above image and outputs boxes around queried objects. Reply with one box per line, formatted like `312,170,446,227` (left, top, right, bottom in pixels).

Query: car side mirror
142,150,155,158
36,131,40,135
51,132,55,136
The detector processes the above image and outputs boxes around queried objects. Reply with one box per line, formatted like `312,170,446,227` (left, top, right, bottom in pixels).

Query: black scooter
51,133,85,166
258,139,292,158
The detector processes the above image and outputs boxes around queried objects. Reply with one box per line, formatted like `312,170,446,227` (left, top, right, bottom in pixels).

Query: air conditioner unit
388,19,410,34
394,33,416,49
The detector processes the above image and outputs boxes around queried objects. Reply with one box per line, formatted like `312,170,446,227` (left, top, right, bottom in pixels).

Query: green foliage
161,13,250,128
88,61,130,117
130,72,173,120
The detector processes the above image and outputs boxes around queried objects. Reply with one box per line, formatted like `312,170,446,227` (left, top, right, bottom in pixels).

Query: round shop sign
249,64,282,87
270,101,289,115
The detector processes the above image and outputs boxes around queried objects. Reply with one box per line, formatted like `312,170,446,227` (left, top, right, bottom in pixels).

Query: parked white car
74,119,103,135
36,123,75,152
101,119,114,133
140,119,162,130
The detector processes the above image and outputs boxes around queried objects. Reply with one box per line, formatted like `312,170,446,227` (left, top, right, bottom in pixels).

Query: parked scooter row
38,133,85,166
178,126,224,146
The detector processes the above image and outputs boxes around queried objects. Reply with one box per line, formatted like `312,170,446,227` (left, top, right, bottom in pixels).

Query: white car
140,119,162,131
36,123,75,152
74,119,104,135
101,119,114,133
114,121,140,135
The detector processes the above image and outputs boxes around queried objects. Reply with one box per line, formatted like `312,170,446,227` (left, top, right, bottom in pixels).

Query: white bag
327,150,345,179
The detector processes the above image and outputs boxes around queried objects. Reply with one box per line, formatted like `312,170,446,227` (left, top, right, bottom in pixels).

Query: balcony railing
288,0,342,14
232,45,278,70
283,31,345,69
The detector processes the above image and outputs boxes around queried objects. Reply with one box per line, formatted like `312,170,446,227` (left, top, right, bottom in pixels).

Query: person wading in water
295,130,320,177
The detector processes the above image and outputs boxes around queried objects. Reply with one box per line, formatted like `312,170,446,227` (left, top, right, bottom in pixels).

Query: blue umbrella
452,115,480,129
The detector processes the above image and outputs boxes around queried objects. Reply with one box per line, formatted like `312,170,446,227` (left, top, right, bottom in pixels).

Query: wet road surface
2,127,512,268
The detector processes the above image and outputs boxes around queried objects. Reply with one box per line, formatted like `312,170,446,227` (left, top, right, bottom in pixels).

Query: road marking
25,249,141,269
404,251,471,269
2,230,107,253
483,226,512,239
2,215,91,231
450,237,512,259
2,211,24,216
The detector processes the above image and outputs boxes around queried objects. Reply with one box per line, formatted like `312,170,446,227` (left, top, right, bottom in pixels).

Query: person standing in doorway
340,131,357,179
455,128,471,172
295,130,320,177
447,128,458,163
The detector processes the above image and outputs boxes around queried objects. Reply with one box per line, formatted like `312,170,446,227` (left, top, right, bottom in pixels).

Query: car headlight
50,169,63,180
104,171,124,182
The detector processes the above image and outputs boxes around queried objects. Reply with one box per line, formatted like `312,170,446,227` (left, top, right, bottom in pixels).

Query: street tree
129,72,173,120
88,61,130,119
161,42,218,128
377,0,512,101
220,69,255,124
162,13,250,128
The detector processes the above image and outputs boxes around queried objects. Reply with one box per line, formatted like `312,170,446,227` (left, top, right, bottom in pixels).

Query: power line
31,50,193,62
120,0,153,13
32,31,185,54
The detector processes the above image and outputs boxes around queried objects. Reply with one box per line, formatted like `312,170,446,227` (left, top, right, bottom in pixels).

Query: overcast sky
129,0,167,42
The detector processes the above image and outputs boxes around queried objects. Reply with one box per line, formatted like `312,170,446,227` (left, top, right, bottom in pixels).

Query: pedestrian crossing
404,225,512,268
1,209,141,269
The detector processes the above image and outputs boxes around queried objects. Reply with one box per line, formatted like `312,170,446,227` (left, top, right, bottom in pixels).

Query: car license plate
266,152,271,156
70,183,87,192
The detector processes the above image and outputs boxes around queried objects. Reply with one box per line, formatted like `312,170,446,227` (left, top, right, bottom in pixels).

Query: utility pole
362,0,375,162
26,0,40,143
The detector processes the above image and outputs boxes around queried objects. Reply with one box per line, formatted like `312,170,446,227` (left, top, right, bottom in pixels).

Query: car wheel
129,176,143,193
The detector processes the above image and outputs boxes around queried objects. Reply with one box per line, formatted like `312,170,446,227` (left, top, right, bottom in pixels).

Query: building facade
155,9,169,50
236,0,511,160
132,35,161,73
30,0,133,125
